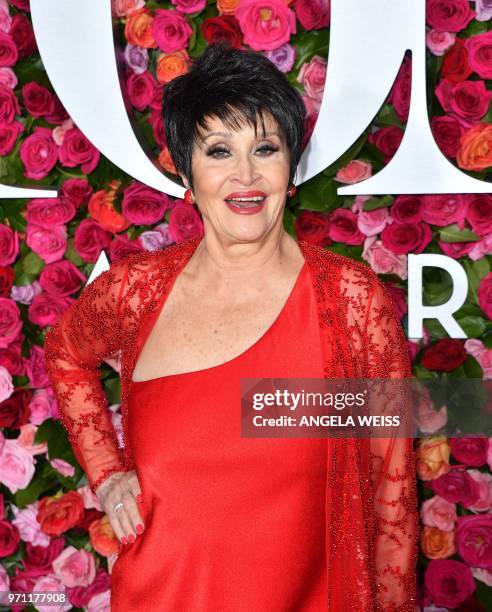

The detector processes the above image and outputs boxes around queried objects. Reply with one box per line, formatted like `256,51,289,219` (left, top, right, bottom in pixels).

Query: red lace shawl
44,236,418,610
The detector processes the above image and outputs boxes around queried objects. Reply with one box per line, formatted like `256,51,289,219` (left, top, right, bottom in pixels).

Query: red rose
450,437,488,468
58,126,100,174
9,14,37,59
74,508,105,531
19,127,58,180
26,198,76,228
21,82,56,118
465,194,492,238
464,30,492,80
0,296,22,347
108,234,144,263
327,208,365,245
39,260,86,296
73,219,112,263
0,266,14,296
121,181,170,225
126,70,157,111
37,491,85,536
0,389,31,429
426,0,475,33
431,114,465,157
44,96,69,125
295,210,331,246
368,126,404,164
388,55,411,122
149,108,165,147
294,0,330,31
380,222,432,254
424,559,476,609
0,32,19,67
0,343,24,376
436,78,492,123
201,16,243,48
478,272,492,320
0,83,20,123
421,338,467,372
441,38,472,84
22,538,65,577
168,202,204,243
390,195,423,224
60,178,93,209
28,292,74,327
0,120,23,155
0,519,20,557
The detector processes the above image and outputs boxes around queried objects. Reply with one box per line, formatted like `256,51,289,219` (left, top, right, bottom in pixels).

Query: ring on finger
114,501,124,514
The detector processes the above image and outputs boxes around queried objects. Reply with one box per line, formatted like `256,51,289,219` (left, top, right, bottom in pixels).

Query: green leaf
283,207,296,238
439,224,480,243
65,237,84,267
455,315,486,338
22,251,44,275
298,174,339,212
14,473,56,508
34,418,73,461
362,195,395,211
323,131,368,177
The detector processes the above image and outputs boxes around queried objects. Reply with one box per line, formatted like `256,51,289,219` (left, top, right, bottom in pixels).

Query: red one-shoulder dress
109,261,329,611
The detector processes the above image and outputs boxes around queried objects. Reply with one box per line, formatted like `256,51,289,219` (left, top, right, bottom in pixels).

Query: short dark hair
162,42,307,192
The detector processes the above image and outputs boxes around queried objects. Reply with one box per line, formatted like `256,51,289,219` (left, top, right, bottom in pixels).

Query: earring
184,188,194,205
287,184,297,198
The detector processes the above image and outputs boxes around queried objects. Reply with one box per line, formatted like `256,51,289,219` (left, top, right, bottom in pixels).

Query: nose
233,153,260,186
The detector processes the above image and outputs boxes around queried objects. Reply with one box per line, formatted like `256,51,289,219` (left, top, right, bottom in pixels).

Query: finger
116,501,135,542
127,472,143,504
122,489,144,535
107,507,127,545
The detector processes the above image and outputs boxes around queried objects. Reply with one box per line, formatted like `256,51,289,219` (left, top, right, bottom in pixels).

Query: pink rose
0,297,21,348
52,545,96,588
391,195,423,224
465,194,492,238
112,0,145,17
297,55,326,101
362,236,408,279
235,0,296,51
294,0,329,31
426,29,456,56
0,119,23,155
478,272,492,320
353,199,390,237
0,438,36,493
108,234,144,263
380,221,432,255
19,127,58,180
421,495,457,532
39,260,85,296
464,338,492,379
0,4,12,34
0,223,18,266
0,365,12,405
86,590,110,612
368,126,404,164
151,9,193,53
0,66,17,89
334,159,372,184
424,559,476,608
426,0,475,33
60,178,93,209
73,219,112,263
50,458,75,478
327,208,365,245
32,574,71,612
28,293,74,328
17,424,48,456
421,194,467,227
450,437,488,467
168,202,204,243
0,82,19,122
414,385,448,434
11,502,50,547
26,198,76,228
126,70,157,111
28,388,53,426
0,31,18,67
301,94,320,116
465,234,492,261
52,118,74,146
171,0,206,14
456,514,492,569
77,485,103,511
58,127,100,174
66,568,110,609
464,30,492,80
122,181,170,224
466,470,492,512
26,223,67,264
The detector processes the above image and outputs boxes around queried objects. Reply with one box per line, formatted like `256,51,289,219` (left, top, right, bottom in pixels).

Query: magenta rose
0,82,20,122
66,568,111,608
126,70,157,111
327,209,365,245
73,219,112,263
22,538,65,578
368,126,404,164
388,55,411,122
0,119,23,155
235,0,296,51
431,114,465,158
478,272,492,320
21,82,55,118
450,437,488,467
60,178,93,209
438,239,475,259
44,96,69,125
0,343,24,376
0,223,19,266
424,559,476,608
465,194,492,238
428,469,481,507
294,0,330,31
421,194,467,227
149,108,165,147
436,78,492,123
151,9,193,53
58,126,100,174
39,261,86,296
297,55,326,101
381,221,432,255
28,293,74,327
0,31,18,67
9,14,37,59
456,514,492,569
464,30,492,80
19,127,58,180
171,0,206,14
168,202,204,243
24,344,49,388
0,519,20,557
122,182,170,225
108,234,144,262
26,198,76,228
426,0,475,33
26,223,67,264
0,297,22,349
391,195,423,224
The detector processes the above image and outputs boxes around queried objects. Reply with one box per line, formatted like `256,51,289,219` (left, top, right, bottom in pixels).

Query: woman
44,43,418,611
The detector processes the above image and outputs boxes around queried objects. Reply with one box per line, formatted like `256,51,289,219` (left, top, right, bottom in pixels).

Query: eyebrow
201,131,280,142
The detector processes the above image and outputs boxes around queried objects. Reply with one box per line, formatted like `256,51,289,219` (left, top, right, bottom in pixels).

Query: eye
206,144,279,158
206,146,229,158
256,144,279,155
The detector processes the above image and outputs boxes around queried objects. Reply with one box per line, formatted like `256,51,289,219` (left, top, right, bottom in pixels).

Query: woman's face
182,112,291,245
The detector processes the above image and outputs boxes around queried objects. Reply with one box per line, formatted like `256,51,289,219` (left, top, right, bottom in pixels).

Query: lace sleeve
43,257,132,494
364,273,419,611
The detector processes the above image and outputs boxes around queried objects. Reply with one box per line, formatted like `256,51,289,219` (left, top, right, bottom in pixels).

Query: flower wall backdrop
0,0,491,609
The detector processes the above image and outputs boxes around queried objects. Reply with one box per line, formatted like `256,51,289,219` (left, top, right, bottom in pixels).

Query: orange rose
89,515,120,556
217,0,240,15
416,435,451,481
37,490,85,536
156,50,190,85
124,8,157,49
158,147,178,174
421,526,456,559
88,182,131,233
457,122,492,171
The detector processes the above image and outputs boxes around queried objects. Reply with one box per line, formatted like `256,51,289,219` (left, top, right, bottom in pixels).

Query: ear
179,174,190,190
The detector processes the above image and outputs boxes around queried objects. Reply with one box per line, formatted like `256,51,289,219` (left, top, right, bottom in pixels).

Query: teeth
227,196,265,202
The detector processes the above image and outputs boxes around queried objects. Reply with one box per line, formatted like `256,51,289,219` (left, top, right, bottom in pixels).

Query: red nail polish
121,537,128,545
136,494,143,503
128,534,135,544
136,523,144,535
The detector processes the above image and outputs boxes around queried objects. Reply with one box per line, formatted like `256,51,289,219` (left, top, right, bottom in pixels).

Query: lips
224,190,268,215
